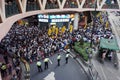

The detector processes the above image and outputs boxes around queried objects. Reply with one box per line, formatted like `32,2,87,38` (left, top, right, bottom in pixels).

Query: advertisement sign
38,14,71,19
38,14,74,22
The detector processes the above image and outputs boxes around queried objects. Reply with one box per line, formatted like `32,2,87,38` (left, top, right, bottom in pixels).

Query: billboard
38,14,74,22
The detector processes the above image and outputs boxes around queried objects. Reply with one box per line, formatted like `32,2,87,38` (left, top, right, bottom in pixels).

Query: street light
88,0,98,80
90,0,97,48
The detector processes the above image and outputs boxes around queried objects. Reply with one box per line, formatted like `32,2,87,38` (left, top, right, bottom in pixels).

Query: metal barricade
88,64,101,80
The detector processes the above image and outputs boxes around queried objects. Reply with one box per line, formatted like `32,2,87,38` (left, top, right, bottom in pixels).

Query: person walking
57,54,61,66
36,60,43,72
65,52,70,64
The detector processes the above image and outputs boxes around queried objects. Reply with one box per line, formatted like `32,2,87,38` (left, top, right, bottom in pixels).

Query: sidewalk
92,50,120,80
70,49,100,80
89,12,120,80
70,48,120,80
108,11,120,69
117,53,120,67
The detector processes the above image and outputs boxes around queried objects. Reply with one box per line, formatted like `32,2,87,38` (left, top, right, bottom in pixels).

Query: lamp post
90,0,97,48
89,0,97,65
88,0,98,80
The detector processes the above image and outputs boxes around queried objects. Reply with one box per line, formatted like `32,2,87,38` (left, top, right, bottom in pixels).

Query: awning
100,38,119,50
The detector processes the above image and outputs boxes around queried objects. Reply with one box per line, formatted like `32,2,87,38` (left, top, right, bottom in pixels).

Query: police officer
36,60,42,72
1,63,7,77
57,54,61,66
66,52,70,64
44,57,49,70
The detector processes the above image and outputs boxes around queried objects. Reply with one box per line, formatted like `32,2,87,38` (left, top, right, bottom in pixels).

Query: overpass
0,0,120,41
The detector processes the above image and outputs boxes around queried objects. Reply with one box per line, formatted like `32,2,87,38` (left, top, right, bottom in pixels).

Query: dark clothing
66,57,68,64
4,55,8,64
57,59,60,66
44,62,48,70
1,64,7,77
8,65,12,75
37,66,42,72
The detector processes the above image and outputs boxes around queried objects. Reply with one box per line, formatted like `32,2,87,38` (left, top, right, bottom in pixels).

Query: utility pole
88,0,98,80
90,0,97,48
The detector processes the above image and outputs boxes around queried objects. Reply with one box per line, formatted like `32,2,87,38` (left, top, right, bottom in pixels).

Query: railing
83,0,96,8
5,1,20,18
2,0,119,19
64,1,78,8
60,0,63,4
45,1,59,9
88,64,101,80
26,1,40,11
102,4,119,9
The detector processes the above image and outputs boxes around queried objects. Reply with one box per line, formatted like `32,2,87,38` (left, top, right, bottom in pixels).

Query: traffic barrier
70,50,101,80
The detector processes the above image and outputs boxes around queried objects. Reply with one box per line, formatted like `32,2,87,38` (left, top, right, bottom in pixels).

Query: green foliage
73,42,90,61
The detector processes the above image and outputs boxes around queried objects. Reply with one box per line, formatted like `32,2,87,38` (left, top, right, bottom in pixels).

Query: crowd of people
0,11,116,79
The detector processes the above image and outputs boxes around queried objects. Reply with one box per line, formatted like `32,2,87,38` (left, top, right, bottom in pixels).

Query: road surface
30,52,89,80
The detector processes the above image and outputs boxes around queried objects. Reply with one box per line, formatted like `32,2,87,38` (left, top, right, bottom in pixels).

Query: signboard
38,14,71,19
51,19,69,22
38,19,48,22
38,14,74,22
38,18,70,22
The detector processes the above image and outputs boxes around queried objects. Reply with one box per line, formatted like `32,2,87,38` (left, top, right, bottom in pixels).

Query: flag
69,24,73,33
61,26,66,33
48,28,52,36
51,26,56,33
84,24,87,29
55,27,58,35
105,21,109,29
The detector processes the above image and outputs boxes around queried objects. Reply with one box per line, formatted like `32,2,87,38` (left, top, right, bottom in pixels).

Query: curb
70,49,101,80
69,50,90,79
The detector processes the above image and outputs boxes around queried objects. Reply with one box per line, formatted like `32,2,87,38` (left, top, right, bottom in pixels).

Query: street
30,52,89,80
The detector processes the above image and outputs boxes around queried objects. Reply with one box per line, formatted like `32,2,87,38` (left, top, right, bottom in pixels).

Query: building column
0,0,5,21
73,13,79,30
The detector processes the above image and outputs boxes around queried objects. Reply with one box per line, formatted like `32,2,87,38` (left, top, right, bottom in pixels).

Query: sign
38,18,70,22
38,14,72,19
38,14,74,22
51,19,69,22
38,19,48,22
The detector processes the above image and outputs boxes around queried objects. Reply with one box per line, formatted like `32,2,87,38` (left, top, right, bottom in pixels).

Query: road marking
44,72,55,80
100,65,107,80
49,59,53,64
63,50,74,58
117,76,120,80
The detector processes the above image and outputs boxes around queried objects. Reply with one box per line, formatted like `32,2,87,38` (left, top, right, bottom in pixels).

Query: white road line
100,65,107,80
49,59,53,64
63,50,74,58
117,76,120,80
69,54,73,58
